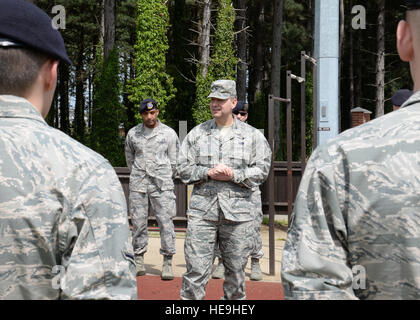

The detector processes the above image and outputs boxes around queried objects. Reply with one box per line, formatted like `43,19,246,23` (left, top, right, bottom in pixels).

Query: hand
208,164,234,181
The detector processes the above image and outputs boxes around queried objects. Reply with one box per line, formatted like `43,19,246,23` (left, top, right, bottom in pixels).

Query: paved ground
136,223,288,300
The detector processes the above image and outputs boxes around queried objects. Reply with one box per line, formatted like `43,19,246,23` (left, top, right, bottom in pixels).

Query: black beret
406,0,420,10
140,98,158,114
232,101,248,114
0,0,71,64
391,89,413,106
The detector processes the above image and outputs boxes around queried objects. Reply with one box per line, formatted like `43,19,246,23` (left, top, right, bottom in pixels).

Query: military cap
0,0,71,64
140,98,158,114
406,0,420,10
208,80,237,100
232,101,248,114
391,89,412,107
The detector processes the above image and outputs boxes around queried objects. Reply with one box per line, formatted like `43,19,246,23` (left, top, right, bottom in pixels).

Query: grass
262,217,288,230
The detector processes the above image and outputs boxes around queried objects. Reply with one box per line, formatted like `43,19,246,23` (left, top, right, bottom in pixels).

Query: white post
314,0,340,146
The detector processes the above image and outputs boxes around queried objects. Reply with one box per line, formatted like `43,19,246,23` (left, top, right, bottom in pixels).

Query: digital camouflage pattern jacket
0,95,137,300
177,117,271,222
282,90,420,300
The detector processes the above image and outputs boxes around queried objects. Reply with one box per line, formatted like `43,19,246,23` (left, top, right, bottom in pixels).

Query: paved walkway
136,224,287,300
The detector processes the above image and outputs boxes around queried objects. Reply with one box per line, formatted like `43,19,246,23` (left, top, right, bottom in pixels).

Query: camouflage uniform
0,95,137,300
250,188,264,259
281,90,420,300
178,117,272,300
125,120,179,257
214,188,264,260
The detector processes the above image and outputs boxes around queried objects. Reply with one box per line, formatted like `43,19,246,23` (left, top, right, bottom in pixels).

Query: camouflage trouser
180,215,254,300
250,210,264,259
215,210,263,260
129,187,176,257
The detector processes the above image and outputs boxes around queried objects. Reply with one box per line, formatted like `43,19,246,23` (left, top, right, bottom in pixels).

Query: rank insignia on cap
147,102,153,110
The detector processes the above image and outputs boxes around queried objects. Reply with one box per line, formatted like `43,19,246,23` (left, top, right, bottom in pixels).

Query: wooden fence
115,161,303,229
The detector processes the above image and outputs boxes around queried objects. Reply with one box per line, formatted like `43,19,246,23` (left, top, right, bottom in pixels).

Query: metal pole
312,62,318,150
267,95,276,276
300,52,307,173
286,72,293,224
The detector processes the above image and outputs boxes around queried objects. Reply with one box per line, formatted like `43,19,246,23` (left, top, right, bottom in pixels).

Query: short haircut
0,47,49,96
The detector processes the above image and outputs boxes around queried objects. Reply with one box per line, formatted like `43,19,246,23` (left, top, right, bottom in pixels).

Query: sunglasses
234,111,248,116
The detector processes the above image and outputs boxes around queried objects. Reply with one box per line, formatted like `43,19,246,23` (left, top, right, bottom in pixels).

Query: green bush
129,0,176,124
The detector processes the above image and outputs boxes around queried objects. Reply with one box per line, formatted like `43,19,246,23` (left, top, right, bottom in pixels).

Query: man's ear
43,59,59,91
397,20,414,62
231,98,238,110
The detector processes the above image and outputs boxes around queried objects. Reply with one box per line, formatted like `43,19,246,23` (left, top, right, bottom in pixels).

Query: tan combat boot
250,258,263,281
135,254,146,277
161,255,174,280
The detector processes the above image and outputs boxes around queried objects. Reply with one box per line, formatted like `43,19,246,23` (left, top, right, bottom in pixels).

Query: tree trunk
339,0,345,66
375,0,385,118
200,0,211,78
88,66,93,129
309,0,315,56
59,63,70,135
249,0,266,104
349,0,355,125
103,0,115,61
73,31,86,142
100,0,105,47
270,0,284,155
235,0,247,101
125,28,137,130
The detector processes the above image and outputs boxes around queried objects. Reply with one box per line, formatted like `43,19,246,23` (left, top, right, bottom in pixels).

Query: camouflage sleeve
168,130,180,179
177,132,209,185
124,132,135,172
281,146,357,300
232,130,272,188
59,161,137,300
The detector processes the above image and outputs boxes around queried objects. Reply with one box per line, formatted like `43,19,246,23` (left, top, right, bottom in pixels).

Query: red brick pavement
137,275,284,300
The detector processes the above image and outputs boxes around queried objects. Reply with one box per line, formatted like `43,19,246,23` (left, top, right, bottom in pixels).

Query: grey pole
286,72,305,223
267,96,276,276
286,72,293,223
267,94,291,276
301,52,307,173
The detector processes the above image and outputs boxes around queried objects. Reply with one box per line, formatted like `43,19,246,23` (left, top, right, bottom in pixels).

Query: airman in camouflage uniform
178,80,272,300
281,1,420,300
213,101,264,281
125,98,180,280
0,0,137,299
